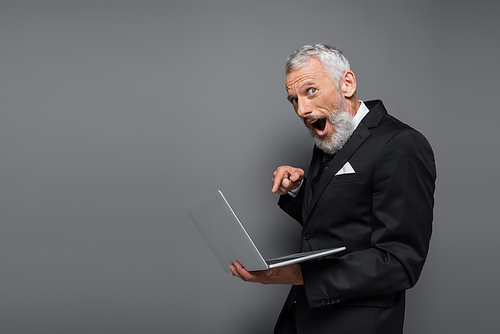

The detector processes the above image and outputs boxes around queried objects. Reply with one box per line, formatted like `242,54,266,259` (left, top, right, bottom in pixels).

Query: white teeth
310,119,318,124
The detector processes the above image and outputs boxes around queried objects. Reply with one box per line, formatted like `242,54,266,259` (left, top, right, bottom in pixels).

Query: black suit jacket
275,100,436,334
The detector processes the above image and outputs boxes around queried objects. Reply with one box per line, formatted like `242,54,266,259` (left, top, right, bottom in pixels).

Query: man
229,44,436,334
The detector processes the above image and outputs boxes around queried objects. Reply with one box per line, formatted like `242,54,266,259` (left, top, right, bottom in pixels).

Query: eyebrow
299,81,316,90
286,80,316,99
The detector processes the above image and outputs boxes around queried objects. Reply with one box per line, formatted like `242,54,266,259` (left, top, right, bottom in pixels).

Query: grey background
1,0,499,333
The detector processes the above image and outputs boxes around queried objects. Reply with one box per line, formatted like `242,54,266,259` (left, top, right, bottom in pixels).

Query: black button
304,233,311,241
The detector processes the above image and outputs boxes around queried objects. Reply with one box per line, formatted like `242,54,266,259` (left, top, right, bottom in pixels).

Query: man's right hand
272,166,305,195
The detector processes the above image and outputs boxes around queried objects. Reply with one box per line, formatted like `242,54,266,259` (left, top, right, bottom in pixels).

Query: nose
296,98,312,119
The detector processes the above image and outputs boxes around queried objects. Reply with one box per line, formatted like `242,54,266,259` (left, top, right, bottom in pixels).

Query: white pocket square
335,162,355,176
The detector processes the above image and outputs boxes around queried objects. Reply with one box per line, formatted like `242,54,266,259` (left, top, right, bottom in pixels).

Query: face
285,58,354,153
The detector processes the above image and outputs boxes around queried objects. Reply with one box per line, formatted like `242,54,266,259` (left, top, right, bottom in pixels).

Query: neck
347,95,360,116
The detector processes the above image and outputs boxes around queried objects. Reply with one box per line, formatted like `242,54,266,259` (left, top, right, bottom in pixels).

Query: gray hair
285,44,351,85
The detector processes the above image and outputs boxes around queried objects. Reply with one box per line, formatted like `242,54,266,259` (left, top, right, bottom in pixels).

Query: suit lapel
303,125,371,222
302,100,387,223
303,146,322,215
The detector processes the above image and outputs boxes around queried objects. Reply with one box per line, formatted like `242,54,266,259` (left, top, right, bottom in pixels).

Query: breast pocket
330,172,362,184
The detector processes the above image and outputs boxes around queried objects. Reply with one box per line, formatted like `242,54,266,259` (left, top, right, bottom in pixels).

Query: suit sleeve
278,182,306,226
300,129,436,308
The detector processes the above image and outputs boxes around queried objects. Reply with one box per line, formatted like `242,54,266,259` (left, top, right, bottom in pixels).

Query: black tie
311,151,335,194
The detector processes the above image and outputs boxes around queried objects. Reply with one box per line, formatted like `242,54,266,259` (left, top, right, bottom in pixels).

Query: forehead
285,58,331,92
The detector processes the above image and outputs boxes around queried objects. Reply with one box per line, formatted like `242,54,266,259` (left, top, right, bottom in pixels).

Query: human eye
307,87,317,95
289,97,298,104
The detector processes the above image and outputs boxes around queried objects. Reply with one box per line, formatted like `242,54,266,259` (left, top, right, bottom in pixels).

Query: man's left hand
229,262,304,285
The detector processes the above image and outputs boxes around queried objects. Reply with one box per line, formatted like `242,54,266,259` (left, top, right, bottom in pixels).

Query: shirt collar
352,101,370,129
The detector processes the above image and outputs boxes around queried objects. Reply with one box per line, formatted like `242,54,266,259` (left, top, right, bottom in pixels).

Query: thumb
290,170,303,182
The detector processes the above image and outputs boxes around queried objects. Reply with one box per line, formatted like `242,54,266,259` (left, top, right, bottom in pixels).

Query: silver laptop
186,190,345,273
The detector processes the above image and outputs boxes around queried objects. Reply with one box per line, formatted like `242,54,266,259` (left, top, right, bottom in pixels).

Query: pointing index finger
272,168,288,193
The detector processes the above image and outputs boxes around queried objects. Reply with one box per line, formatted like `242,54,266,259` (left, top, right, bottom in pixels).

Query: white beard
308,100,356,155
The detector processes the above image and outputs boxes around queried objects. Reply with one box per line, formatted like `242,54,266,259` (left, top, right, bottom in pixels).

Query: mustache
303,114,330,127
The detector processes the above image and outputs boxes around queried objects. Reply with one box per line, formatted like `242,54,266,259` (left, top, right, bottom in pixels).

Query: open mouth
308,118,328,136
310,118,326,131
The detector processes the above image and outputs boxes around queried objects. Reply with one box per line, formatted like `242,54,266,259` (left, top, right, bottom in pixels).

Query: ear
340,70,357,98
